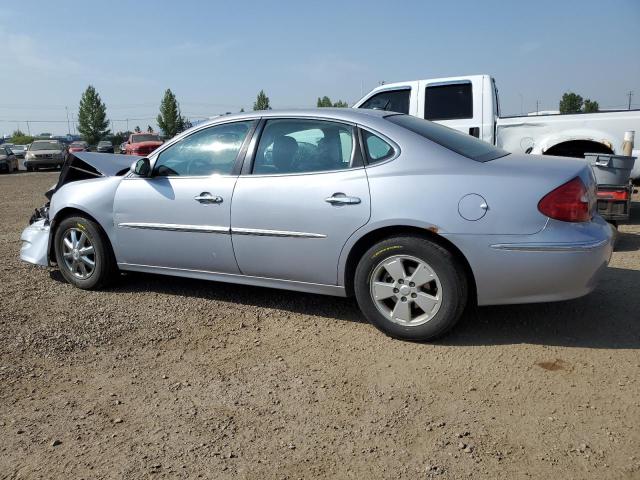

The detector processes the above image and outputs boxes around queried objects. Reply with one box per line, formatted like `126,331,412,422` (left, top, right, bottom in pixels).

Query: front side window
424,82,473,120
153,121,253,176
386,114,508,162
359,89,410,114
253,119,354,175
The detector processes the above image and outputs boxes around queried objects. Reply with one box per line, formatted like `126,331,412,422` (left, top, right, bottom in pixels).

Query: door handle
325,193,361,205
194,192,223,204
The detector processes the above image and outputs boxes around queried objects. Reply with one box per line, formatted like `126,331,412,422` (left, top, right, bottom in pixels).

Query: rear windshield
30,141,62,151
132,134,160,143
385,114,509,162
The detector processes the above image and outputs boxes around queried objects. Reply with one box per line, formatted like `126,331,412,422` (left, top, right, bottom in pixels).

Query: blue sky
0,0,638,136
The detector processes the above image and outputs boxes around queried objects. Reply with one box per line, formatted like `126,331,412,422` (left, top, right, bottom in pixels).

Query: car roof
195,108,392,129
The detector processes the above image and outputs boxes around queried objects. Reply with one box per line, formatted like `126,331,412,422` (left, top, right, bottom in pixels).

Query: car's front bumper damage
20,204,51,267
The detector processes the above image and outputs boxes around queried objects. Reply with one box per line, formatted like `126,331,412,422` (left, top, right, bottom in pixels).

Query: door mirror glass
131,157,150,177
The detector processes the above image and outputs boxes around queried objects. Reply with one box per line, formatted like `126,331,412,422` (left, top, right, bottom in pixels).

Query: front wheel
354,236,468,341
54,216,118,289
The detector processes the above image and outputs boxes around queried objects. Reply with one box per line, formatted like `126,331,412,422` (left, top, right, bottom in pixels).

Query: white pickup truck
353,74,640,179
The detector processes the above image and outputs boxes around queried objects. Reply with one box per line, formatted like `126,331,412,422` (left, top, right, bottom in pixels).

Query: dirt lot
1,171,639,479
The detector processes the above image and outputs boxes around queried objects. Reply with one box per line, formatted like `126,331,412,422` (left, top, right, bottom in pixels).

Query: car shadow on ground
51,263,640,350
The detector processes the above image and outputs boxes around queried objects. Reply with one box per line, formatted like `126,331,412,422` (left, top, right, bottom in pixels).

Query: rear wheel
354,236,468,341
54,216,118,289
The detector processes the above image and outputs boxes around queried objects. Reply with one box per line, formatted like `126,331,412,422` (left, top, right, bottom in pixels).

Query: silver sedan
20,109,613,340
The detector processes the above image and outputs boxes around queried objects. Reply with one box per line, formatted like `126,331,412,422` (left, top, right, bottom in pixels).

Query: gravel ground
1,171,639,479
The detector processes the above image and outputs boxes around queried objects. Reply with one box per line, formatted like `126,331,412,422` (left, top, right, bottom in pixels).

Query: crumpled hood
52,151,143,195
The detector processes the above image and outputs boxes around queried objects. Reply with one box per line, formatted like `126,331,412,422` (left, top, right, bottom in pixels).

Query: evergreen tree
157,88,189,138
77,85,110,145
253,90,271,110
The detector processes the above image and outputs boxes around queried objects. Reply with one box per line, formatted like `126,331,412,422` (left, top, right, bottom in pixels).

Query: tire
354,235,468,341
54,215,118,289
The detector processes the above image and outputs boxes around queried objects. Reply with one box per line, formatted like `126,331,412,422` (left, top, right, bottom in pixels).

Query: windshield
98,141,111,146
132,134,160,143
70,142,87,147
30,141,62,151
385,114,509,162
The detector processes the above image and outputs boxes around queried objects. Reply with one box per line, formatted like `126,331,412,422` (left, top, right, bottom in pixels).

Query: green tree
583,99,599,113
317,96,349,108
147,125,154,133
157,88,189,138
559,92,584,114
253,90,271,110
240,108,245,113
77,85,110,145
9,129,34,145
317,96,332,107
134,125,141,133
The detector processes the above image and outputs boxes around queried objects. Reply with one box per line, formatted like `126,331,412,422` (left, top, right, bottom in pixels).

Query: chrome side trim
490,238,609,252
116,223,326,239
118,222,230,234
117,262,346,297
231,227,326,238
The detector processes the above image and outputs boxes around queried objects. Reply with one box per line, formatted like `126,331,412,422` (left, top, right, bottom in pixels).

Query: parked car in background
10,145,27,159
0,145,18,172
24,140,66,171
96,140,114,153
354,74,640,179
124,133,163,156
68,141,89,153
21,109,613,341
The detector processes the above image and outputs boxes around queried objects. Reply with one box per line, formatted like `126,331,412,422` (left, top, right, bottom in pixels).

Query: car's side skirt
117,262,347,297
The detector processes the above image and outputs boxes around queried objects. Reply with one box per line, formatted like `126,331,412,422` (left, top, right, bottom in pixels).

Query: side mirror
131,157,150,177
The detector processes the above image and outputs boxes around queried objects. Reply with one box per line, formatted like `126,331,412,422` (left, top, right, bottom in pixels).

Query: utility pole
26,121,31,136
628,91,634,110
126,118,129,133
518,93,523,115
65,106,71,135
536,100,540,115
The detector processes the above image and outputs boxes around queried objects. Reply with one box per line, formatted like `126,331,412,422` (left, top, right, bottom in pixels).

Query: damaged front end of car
20,151,136,267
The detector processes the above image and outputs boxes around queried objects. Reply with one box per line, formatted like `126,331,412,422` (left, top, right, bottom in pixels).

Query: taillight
538,176,591,222
596,188,629,201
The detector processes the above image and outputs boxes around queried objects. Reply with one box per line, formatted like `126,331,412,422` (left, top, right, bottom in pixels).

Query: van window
359,89,410,114
424,82,473,121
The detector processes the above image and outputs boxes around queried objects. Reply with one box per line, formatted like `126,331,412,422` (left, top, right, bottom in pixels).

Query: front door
113,120,255,273
231,118,370,285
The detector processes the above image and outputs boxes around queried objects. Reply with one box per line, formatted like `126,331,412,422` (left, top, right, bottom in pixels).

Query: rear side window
425,82,473,120
386,114,508,162
359,89,410,114
362,131,394,163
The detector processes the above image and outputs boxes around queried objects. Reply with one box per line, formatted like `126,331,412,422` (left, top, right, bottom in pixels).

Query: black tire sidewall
54,216,111,289
354,236,467,341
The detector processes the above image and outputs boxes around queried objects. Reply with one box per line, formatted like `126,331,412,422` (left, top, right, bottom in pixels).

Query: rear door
418,79,482,139
230,118,370,285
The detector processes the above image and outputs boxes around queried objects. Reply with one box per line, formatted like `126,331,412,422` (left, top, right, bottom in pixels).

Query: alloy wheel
61,228,96,279
369,254,442,326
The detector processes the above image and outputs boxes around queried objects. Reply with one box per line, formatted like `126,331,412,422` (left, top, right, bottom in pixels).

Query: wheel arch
341,225,477,305
542,138,614,158
48,207,114,264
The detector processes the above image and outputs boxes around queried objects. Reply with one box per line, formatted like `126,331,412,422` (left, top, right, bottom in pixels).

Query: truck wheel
54,216,118,290
354,235,468,341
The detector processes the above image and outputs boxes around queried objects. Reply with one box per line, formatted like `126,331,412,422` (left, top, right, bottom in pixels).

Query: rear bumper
445,216,614,306
20,220,50,266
